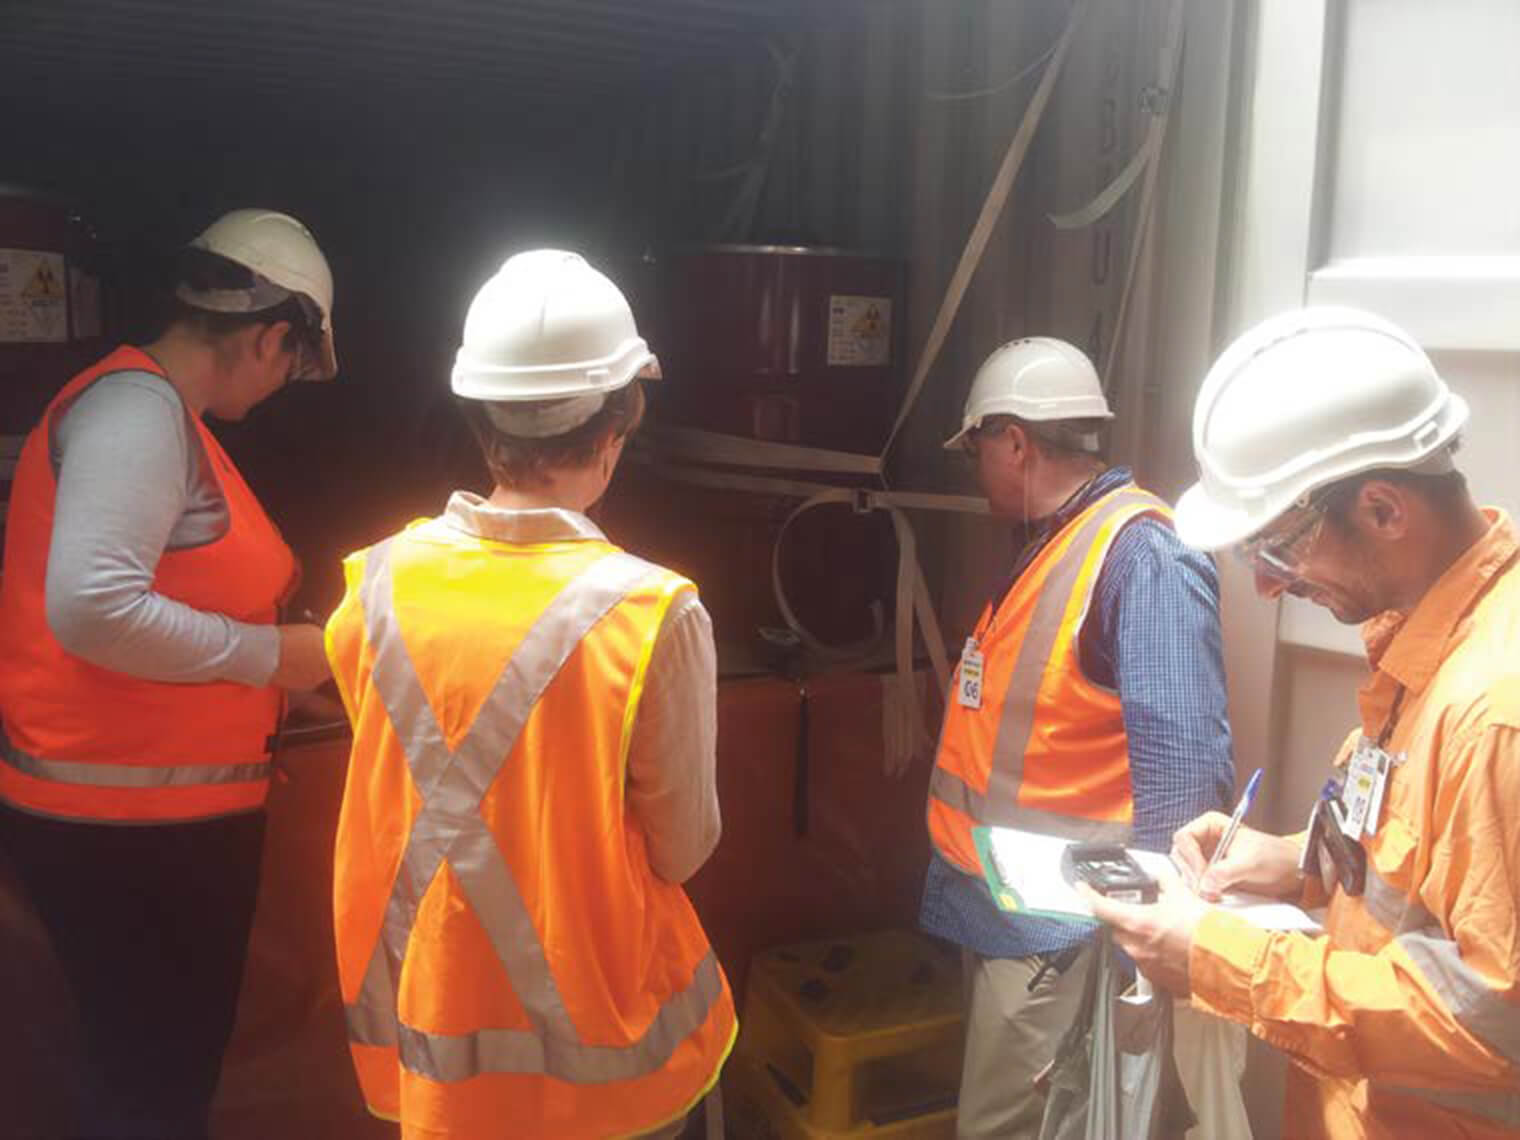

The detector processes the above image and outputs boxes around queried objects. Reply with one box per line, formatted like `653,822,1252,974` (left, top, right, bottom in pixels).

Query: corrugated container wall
2,0,1180,632
577,0,1171,639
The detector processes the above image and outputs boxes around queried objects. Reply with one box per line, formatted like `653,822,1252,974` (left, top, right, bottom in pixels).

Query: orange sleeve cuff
1189,908,1274,1025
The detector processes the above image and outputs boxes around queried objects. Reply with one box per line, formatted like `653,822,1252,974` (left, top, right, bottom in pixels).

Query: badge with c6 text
957,638,985,710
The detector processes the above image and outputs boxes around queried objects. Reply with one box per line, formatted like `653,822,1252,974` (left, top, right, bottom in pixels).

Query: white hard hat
943,337,1113,450
1175,307,1468,551
451,251,656,436
179,208,337,381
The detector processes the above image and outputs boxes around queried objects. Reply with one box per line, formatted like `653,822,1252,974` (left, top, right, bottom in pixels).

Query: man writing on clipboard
1086,309,1520,1139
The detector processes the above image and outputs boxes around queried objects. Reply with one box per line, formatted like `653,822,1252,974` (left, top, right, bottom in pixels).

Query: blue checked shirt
919,467,1235,960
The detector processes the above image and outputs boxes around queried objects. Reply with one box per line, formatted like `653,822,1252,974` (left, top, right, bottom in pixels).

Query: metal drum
602,245,906,653
654,244,905,455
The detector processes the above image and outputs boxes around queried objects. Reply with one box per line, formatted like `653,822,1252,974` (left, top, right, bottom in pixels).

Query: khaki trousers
956,947,1095,1140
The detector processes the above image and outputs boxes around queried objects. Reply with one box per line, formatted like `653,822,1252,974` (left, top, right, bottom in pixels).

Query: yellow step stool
727,930,964,1139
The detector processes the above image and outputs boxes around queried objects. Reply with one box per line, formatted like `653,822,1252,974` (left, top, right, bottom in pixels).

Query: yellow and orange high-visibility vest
326,516,736,1140
929,486,1171,871
0,345,295,823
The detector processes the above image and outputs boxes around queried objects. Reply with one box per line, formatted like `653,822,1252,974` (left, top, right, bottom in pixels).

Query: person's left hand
1078,869,1210,996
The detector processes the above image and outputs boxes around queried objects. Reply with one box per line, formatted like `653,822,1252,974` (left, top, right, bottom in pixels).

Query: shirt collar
995,467,1133,607
1012,466,1134,550
1363,508,1519,692
440,491,607,545
1060,465,1133,522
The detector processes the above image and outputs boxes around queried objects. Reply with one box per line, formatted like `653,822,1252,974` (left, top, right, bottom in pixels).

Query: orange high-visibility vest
326,517,736,1140
0,345,295,823
928,486,1171,871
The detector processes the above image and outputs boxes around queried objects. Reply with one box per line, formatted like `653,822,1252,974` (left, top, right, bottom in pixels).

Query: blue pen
1203,767,1264,881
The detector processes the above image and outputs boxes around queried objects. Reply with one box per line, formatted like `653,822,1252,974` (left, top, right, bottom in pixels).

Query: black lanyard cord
1376,686,1406,750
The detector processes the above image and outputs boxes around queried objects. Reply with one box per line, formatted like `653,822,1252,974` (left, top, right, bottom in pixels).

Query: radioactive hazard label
0,249,69,343
827,295,892,367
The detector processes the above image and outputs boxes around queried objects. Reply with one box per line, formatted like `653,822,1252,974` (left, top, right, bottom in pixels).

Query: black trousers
0,805,266,1140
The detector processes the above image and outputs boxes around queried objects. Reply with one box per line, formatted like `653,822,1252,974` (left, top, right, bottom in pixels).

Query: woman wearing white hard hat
0,208,338,1138
325,250,734,1139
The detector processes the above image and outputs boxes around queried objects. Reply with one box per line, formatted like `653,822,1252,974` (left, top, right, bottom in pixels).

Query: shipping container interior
2,0,1258,1136
4,0,1192,618
10,0,1516,1137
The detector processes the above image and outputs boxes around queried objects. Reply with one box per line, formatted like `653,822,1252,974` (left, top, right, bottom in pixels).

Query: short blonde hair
462,381,645,490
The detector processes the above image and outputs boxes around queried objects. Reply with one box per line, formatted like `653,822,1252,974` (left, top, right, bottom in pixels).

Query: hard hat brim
942,424,972,451
1178,390,1471,552
452,342,654,403
1174,481,1267,552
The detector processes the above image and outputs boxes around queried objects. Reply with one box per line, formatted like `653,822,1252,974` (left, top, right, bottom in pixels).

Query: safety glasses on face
963,418,1010,456
1234,500,1327,585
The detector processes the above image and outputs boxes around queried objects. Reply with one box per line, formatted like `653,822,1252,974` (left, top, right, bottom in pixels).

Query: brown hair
169,248,319,365
1321,464,1469,525
980,414,1108,460
463,381,646,490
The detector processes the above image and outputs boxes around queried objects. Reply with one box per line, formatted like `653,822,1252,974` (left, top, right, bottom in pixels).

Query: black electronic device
1060,842,1159,904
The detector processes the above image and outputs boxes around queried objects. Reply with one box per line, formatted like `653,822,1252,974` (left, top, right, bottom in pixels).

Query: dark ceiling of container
2,0,788,122
1,0,934,610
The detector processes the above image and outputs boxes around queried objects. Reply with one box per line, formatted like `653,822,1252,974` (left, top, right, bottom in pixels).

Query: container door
1222,0,1520,837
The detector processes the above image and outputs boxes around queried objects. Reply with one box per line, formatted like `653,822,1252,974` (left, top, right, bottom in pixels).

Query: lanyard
1375,686,1406,750
1309,683,1405,897
982,474,1104,638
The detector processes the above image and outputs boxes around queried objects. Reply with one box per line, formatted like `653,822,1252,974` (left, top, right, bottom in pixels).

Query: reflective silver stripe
1375,1084,1520,1129
996,808,1131,843
928,766,1130,843
345,956,398,1047
347,536,721,1083
930,764,985,817
984,489,1167,826
1398,926,1520,1067
1361,860,1437,935
1,741,267,788
391,953,725,1085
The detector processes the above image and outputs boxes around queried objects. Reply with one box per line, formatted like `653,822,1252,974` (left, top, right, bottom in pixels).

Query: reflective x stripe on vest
343,537,725,1084
931,489,1160,843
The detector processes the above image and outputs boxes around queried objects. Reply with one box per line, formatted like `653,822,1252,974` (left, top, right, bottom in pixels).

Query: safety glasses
962,418,1009,456
1234,501,1327,585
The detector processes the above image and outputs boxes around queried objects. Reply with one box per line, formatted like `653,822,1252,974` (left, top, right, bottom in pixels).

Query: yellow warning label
21,260,64,300
1,249,69,343
827,295,892,367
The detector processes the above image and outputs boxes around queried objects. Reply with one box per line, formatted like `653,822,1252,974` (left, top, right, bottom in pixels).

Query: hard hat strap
1020,418,1104,456
483,392,608,439
174,271,295,315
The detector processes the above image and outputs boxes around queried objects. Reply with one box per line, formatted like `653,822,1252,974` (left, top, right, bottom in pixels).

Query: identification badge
1363,749,1395,836
957,638,985,710
1342,737,1389,839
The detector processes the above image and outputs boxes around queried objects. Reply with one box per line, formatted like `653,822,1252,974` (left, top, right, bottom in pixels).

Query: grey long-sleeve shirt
439,493,722,884
44,370,280,685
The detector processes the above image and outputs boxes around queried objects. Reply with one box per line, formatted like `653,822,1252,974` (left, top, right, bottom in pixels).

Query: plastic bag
1037,932,1195,1140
